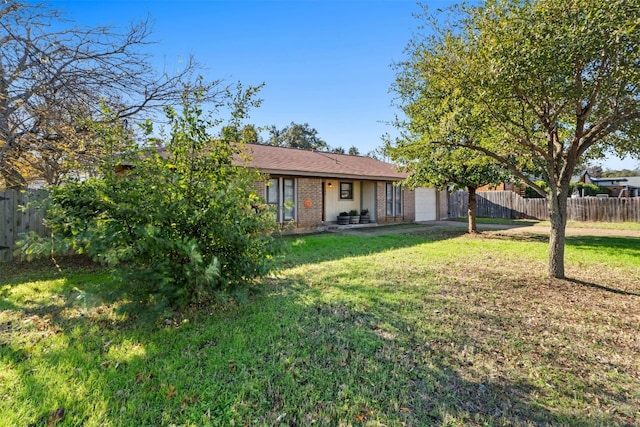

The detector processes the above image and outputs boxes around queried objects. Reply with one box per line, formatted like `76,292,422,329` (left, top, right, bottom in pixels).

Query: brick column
297,177,323,229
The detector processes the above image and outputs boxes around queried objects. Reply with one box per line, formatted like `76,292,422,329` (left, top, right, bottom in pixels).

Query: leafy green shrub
23,88,282,306
524,180,549,198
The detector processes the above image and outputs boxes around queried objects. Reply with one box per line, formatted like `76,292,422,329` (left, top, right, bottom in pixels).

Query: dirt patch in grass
1,255,102,282
501,226,640,238
417,234,640,425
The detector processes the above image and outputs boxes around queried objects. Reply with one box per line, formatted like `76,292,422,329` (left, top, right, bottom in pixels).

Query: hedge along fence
0,189,48,262
449,190,640,223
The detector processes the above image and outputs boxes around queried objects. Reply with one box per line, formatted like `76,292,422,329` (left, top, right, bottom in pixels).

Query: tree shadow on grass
566,235,640,255
3,229,639,425
484,231,640,251
563,235,639,296
0,267,200,426
483,231,550,243
479,232,640,297
281,227,468,268
3,268,637,426
289,278,616,426
566,278,640,297
1,255,104,286
317,274,637,426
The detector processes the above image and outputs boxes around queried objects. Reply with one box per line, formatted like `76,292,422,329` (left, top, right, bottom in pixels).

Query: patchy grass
456,216,640,231
1,231,639,426
453,217,541,227
553,220,640,231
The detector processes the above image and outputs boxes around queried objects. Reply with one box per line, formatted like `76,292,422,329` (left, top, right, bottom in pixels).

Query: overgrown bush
22,87,282,306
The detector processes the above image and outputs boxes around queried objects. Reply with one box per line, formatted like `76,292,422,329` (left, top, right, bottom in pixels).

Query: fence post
1,191,14,262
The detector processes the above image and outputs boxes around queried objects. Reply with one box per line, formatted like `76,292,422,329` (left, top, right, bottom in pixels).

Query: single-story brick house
236,144,444,231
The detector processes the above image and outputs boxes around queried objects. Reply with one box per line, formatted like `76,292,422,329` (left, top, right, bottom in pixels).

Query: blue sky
48,0,638,170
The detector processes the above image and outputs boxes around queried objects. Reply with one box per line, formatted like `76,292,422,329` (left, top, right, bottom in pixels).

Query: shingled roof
236,143,407,181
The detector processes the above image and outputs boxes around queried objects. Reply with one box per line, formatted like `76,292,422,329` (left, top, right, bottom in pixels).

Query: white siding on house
415,187,438,221
325,180,361,221
361,181,377,222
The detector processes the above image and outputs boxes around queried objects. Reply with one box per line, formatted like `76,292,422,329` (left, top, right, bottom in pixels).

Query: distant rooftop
585,172,640,188
593,176,640,187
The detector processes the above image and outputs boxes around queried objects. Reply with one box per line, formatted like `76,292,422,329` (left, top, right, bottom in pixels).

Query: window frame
339,181,354,200
386,183,402,216
282,178,295,221
266,177,297,223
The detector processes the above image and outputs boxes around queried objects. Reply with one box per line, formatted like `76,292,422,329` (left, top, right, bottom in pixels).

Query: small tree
265,122,329,151
388,143,508,233
29,85,281,307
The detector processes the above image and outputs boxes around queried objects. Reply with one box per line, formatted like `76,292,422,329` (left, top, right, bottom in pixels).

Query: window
283,178,295,221
266,177,296,223
386,183,402,216
340,182,353,200
267,178,279,205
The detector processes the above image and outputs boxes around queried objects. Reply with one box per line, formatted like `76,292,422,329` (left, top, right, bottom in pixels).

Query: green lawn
1,228,639,426
456,216,640,231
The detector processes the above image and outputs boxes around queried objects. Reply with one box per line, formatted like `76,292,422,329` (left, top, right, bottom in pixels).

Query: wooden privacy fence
0,189,48,262
449,190,640,223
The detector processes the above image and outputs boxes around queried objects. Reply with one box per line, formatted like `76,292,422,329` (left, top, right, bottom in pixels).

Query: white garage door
415,187,437,221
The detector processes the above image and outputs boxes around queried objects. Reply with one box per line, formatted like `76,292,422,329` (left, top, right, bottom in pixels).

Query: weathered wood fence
0,189,48,262
449,190,640,223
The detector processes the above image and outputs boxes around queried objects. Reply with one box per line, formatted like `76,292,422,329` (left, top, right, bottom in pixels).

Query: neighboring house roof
624,177,640,187
588,175,640,188
591,177,629,185
236,143,407,181
579,171,640,188
592,176,640,188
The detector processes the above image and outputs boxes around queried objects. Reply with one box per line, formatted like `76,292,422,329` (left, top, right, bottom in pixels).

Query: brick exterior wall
254,180,266,199
297,177,323,229
257,177,416,229
376,182,415,224
403,187,416,222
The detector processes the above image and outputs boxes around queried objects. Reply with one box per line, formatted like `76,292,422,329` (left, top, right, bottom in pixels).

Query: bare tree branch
0,1,217,188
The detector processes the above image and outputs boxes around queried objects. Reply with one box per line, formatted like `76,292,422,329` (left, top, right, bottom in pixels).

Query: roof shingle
236,144,406,181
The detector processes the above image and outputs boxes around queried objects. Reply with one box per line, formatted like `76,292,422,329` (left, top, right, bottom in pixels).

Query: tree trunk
547,189,568,278
467,186,478,234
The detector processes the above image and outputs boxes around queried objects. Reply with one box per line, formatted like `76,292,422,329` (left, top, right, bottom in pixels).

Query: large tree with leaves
265,122,329,151
392,0,640,278
0,1,211,188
